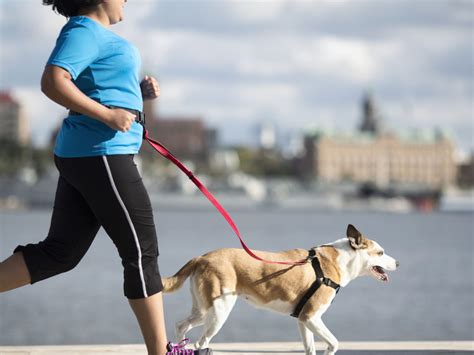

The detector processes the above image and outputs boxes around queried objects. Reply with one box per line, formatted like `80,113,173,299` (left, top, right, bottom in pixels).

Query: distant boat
439,189,474,212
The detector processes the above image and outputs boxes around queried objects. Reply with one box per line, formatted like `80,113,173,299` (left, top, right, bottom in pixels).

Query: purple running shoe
166,338,213,355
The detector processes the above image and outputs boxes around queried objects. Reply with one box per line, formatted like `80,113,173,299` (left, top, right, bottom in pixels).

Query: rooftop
305,127,453,145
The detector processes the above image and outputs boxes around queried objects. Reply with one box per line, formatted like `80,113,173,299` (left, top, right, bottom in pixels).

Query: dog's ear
347,224,366,249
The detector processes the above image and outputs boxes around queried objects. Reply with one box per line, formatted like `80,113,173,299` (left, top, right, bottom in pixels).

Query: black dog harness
290,248,341,318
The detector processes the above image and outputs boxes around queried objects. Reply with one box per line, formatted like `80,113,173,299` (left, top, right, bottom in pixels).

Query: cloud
146,0,472,38
0,2,66,87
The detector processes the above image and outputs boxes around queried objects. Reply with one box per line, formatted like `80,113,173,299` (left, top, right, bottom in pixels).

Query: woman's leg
97,155,166,354
129,292,168,355
62,155,167,354
0,252,31,292
1,174,100,292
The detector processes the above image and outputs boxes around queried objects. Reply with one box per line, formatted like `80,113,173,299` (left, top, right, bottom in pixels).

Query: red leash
143,129,308,266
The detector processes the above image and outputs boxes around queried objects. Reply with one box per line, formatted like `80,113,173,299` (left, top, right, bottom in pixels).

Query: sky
0,0,472,152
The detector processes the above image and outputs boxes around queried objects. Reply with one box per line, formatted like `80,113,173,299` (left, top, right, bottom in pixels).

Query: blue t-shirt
47,16,143,157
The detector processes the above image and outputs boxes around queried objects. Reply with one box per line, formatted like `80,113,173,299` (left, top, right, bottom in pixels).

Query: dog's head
346,224,399,282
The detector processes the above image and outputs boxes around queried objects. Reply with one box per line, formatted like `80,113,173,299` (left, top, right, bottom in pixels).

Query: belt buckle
136,111,146,126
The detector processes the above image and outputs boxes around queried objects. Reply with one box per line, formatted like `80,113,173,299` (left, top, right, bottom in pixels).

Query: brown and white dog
163,224,399,355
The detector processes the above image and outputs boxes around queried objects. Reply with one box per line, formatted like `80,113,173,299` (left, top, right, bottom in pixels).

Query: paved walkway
0,341,473,354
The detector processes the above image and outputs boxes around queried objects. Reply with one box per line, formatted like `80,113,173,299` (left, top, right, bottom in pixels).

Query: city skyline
0,0,472,152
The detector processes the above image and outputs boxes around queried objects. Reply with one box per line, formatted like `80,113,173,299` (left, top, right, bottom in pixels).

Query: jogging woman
0,1,209,354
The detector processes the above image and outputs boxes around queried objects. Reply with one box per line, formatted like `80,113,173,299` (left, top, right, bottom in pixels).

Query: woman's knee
56,258,81,274
14,243,83,283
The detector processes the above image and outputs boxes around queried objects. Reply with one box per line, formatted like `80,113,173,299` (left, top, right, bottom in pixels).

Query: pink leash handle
144,129,307,266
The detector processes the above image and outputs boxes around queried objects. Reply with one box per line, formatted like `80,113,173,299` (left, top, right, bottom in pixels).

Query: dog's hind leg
175,306,205,341
176,280,207,341
195,291,237,349
304,317,338,355
297,321,316,355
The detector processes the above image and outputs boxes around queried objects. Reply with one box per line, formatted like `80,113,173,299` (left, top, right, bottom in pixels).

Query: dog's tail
162,257,199,293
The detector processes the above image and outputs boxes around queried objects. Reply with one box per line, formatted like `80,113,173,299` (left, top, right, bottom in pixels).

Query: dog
162,224,399,355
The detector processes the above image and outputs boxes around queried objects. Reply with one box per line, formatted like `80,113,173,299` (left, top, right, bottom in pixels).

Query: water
0,209,473,346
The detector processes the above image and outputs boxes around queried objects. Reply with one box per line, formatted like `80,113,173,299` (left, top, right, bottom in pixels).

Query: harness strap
290,249,341,318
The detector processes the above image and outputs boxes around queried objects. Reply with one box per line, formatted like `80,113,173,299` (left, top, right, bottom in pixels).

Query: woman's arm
41,65,136,132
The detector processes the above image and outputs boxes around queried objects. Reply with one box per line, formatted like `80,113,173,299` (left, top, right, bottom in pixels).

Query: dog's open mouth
371,266,389,282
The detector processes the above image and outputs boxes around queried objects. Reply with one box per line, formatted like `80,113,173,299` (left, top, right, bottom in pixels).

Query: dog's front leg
304,317,338,355
297,321,316,355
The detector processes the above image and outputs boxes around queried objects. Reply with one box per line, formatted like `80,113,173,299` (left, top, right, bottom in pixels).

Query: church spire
359,91,379,135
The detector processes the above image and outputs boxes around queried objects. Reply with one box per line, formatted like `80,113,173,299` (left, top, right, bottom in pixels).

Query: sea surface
0,209,472,346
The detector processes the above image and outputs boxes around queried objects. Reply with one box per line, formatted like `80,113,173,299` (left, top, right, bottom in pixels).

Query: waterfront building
0,91,30,146
259,121,277,151
457,152,474,188
302,95,456,189
142,100,217,168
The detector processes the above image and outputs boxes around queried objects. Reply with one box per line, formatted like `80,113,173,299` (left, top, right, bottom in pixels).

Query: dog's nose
396,261,400,268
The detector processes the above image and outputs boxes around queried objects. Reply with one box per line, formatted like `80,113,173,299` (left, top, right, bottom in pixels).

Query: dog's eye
378,251,384,256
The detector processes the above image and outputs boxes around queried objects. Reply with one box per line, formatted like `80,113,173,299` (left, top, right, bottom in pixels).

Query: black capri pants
14,154,163,299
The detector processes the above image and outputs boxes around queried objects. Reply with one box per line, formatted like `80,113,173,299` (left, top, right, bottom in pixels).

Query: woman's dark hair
42,0,102,18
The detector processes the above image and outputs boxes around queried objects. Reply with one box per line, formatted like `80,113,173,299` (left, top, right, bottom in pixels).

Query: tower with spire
359,91,380,135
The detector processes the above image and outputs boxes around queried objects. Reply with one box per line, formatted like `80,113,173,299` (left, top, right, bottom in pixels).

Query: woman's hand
41,65,135,130
140,75,160,100
104,108,136,132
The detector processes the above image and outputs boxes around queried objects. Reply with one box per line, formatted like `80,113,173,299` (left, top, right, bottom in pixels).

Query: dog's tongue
374,266,389,282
